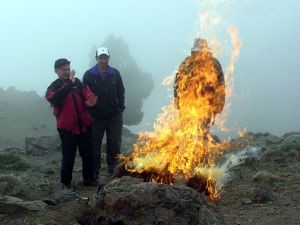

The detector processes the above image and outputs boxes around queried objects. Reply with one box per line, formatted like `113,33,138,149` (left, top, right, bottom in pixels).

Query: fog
0,0,299,137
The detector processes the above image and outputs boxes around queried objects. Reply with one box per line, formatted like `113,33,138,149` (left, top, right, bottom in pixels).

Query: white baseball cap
96,47,110,56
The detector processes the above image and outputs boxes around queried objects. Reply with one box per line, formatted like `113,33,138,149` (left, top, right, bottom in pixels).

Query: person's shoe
60,183,75,191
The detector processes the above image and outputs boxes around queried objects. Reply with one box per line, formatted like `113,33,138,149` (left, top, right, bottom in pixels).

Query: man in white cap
83,47,125,181
174,38,225,137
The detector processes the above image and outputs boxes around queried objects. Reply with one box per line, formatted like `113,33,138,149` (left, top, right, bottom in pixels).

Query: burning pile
119,43,230,200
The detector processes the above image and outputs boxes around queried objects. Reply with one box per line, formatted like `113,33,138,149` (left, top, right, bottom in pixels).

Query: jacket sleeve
82,85,95,101
117,72,125,112
45,80,73,107
82,72,90,87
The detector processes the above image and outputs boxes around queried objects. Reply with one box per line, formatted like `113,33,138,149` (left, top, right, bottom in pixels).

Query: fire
120,1,241,201
120,51,230,200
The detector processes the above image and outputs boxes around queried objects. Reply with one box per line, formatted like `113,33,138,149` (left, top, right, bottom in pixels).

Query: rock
278,134,300,152
282,132,300,139
0,195,47,214
0,152,31,171
40,165,56,175
0,175,30,198
52,189,77,203
251,187,274,203
10,183,29,198
89,176,226,225
241,198,252,205
25,135,61,156
0,175,20,195
21,200,47,212
252,170,284,186
243,156,258,166
252,133,280,149
42,198,58,205
261,148,285,162
285,149,300,161
230,132,281,154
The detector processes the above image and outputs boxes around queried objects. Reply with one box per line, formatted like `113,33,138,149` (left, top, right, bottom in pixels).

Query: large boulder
261,148,285,162
229,132,280,153
252,170,284,186
278,133,300,152
89,176,226,225
0,195,47,214
25,135,61,156
251,187,274,203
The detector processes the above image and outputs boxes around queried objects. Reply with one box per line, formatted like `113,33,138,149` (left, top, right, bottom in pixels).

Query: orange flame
120,2,241,201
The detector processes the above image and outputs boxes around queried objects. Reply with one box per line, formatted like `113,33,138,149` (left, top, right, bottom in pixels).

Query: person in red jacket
46,58,98,189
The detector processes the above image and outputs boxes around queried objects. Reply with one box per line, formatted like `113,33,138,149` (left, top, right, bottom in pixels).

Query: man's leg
92,117,106,179
78,126,95,182
106,113,123,174
57,129,77,186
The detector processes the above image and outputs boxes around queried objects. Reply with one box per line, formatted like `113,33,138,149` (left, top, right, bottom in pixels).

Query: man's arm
82,85,98,107
45,80,73,107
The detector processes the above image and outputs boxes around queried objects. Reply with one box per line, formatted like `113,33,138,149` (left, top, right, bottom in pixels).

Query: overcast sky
0,0,299,136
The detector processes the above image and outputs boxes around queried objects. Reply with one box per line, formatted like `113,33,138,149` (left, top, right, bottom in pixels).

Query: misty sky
0,0,299,136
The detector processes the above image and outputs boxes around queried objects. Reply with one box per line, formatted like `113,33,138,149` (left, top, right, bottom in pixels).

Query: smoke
194,146,261,190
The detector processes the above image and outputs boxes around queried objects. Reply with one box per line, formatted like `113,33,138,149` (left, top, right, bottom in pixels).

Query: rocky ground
216,132,300,225
0,132,299,225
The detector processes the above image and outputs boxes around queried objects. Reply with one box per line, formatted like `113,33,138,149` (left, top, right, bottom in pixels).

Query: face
55,64,71,81
96,54,109,68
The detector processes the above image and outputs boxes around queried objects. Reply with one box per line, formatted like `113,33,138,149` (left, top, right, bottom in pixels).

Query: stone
88,176,226,225
261,149,285,162
25,135,61,156
279,134,300,152
251,187,274,203
0,195,47,214
52,189,77,203
252,170,284,186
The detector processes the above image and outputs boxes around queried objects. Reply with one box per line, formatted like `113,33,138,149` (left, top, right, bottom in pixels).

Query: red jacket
46,78,93,134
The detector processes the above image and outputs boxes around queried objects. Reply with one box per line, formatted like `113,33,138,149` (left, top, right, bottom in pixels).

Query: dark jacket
45,78,92,134
83,65,125,118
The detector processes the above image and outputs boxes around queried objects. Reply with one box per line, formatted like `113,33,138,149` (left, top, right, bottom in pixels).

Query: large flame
120,1,241,201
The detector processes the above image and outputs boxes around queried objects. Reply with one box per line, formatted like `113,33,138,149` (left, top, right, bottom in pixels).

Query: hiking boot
60,183,75,191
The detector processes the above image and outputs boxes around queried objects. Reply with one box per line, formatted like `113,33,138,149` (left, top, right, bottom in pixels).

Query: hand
85,95,98,107
70,69,76,83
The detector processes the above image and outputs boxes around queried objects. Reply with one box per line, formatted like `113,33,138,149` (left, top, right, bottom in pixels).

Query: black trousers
92,113,123,178
58,127,94,185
